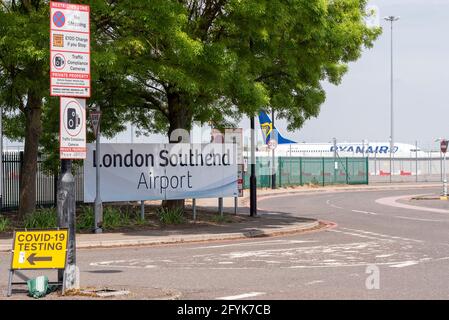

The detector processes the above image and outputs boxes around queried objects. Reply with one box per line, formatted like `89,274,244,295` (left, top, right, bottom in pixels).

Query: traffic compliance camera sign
50,1,90,97
60,97,87,159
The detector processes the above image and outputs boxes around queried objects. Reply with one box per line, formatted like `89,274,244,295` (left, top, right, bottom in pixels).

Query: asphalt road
2,186,449,299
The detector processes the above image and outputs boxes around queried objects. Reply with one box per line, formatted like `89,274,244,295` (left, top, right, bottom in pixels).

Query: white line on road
305,280,324,285
389,261,419,268
395,216,445,222
190,240,316,250
217,292,266,300
340,227,424,243
351,210,378,215
325,199,345,210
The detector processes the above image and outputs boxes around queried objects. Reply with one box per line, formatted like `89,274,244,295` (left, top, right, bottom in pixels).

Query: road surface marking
340,228,423,243
389,261,419,268
305,280,324,285
190,240,316,250
329,229,387,241
351,210,378,215
395,216,444,222
217,292,265,300
325,199,345,210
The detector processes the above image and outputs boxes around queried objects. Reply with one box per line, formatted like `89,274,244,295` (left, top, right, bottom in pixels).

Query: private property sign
50,1,90,97
60,97,86,159
11,230,68,270
84,143,238,202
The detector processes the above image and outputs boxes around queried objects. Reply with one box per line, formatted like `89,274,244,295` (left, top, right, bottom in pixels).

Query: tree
0,0,129,217
90,0,380,210
0,0,49,217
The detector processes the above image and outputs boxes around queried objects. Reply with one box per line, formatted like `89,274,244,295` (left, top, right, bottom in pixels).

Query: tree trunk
18,92,42,218
162,90,192,212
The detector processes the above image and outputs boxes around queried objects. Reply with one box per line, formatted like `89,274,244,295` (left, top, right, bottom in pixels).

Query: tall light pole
271,108,276,189
384,15,400,183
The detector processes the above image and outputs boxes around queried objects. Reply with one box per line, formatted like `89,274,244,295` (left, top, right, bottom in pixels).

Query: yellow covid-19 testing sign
11,229,68,270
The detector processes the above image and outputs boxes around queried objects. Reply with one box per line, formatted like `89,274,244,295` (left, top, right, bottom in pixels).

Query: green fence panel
244,157,368,188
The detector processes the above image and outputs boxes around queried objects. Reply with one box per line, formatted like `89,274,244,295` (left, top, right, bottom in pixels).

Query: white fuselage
255,142,428,158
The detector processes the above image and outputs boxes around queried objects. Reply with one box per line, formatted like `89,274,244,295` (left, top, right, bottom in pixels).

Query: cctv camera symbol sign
64,102,83,137
60,97,86,159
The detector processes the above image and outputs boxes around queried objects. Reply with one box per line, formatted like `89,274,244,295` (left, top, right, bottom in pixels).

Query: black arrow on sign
27,253,53,265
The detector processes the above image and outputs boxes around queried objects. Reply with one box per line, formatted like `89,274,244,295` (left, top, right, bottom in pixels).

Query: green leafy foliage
77,206,95,231
103,206,132,229
89,0,381,137
0,216,11,232
210,214,233,224
0,1,381,214
24,208,57,229
157,207,185,225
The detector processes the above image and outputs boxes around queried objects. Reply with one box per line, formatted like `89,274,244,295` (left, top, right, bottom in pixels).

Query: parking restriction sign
50,1,90,97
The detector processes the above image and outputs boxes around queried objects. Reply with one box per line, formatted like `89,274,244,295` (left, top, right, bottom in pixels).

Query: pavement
0,182,441,253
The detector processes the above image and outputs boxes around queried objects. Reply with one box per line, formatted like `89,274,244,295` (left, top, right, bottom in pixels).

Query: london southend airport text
92,148,234,168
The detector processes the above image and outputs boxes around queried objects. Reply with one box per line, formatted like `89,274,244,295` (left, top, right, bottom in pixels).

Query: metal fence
243,157,369,188
368,156,448,183
2,151,446,211
2,152,83,211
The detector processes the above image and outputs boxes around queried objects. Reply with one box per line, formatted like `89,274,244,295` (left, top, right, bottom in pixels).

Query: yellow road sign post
7,229,68,296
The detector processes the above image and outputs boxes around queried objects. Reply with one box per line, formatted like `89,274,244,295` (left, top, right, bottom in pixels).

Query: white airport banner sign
50,1,90,97
60,97,86,159
84,143,238,202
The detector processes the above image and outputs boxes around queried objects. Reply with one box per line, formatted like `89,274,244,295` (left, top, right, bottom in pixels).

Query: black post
56,0,77,290
250,116,257,217
57,160,76,286
271,108,276,189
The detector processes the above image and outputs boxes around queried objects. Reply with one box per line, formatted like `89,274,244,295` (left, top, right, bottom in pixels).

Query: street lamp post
436,138,448,197
384,15,400,183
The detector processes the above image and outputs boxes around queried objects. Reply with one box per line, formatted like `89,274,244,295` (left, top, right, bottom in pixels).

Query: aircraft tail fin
258,111,297,145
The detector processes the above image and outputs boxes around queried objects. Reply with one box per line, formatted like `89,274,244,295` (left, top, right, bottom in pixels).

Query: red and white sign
441,140,448,153
60,97,86,159
267,138,278,150
89,110,101,137
50,2,90,97
238,164,244,197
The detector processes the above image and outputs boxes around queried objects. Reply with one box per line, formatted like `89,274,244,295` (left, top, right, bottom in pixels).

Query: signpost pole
250,116,257,217
415,140,418,182
444,151,447,197
57,160,76,289
439,139,448,198
0,105,2,211
271,108,276,189
52,0,90,291
94,105,103,233
140,201,145,220
333,138,337,184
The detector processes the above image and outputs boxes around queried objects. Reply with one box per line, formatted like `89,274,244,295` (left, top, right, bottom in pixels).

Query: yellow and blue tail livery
258,111,296,145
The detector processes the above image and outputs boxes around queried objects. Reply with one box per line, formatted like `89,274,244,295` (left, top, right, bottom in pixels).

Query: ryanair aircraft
257,111,427,158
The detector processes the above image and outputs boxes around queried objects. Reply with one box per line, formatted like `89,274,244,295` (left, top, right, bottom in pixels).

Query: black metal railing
2,152,83,212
